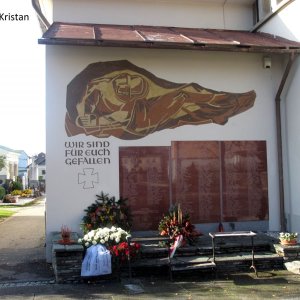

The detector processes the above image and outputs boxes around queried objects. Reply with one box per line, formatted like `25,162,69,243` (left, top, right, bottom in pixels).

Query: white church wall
258,0,300,232
45,44,282,260
52,0,254,30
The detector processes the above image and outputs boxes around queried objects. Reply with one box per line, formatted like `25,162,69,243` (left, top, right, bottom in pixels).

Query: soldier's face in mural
113,73,148,102
66,60,256,140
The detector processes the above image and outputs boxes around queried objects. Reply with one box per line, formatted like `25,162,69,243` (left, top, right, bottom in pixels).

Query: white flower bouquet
78,226,129,248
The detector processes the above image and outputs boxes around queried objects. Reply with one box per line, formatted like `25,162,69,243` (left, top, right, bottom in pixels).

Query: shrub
11,190,22,196
12,181,23,191
2,180,11,194
0,186,5,200
22,189,32,197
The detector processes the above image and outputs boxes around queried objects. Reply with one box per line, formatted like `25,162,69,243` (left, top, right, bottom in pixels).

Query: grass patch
0,197,44,222
0,207,15,221
22,197,42,206
0,196,44,208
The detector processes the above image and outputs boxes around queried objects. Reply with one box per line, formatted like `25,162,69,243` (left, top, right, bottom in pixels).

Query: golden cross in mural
66,60,255,140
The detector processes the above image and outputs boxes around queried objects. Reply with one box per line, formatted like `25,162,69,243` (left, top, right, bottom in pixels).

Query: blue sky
0,1,45,155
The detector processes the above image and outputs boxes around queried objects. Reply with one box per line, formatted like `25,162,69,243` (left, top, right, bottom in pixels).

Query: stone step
274,243,300,261
138,233,277,258
128,251,283,273
171,262,216,272
214,252,284,272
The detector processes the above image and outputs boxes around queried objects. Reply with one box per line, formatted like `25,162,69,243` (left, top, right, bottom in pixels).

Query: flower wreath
158,204,201,245
81,191,132,233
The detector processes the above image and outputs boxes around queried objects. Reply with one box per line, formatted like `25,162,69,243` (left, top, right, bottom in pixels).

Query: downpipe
31,0,50,31
275,52,296,232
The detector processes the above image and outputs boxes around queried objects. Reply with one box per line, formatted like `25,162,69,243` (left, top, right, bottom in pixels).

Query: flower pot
280,239,297,246
62,236,71,242
58,237,74,245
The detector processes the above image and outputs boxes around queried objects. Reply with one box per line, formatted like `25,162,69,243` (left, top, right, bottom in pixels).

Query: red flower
109,242,141,264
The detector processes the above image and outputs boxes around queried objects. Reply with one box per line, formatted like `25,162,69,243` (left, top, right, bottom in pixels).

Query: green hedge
12,181,23,191
0,186,5,200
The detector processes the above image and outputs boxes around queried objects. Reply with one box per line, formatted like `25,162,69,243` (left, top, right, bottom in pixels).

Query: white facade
256,0,300,232
40,0,300,261
0,146,20,182
51,0,254,30
28,153,46,187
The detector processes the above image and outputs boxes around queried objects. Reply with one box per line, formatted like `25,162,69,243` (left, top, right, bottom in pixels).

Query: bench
209,231,257,276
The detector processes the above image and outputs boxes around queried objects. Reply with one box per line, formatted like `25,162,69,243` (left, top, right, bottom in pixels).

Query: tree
0,155,6,172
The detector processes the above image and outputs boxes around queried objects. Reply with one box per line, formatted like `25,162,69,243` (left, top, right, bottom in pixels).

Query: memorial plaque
221,141,269,221
120,140,268,229
119,146,170,230
171,141,221,223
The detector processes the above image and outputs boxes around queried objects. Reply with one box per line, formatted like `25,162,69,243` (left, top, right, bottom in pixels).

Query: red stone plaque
120,141,269,229
119,146,170,230
171,141,221,223
221,141,269,222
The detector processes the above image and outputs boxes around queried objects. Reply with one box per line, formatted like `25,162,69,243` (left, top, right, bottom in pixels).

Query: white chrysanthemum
103,228,110,234
81,226,130,247
78,238,82,243
87,231,94,239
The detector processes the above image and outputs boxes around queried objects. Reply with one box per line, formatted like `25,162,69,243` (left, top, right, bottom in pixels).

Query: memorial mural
65,60,265,231
65,60,256,139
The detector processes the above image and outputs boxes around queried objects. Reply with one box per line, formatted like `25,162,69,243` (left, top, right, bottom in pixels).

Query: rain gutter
31,0,50,31
275,52,296,232
252,0,295,33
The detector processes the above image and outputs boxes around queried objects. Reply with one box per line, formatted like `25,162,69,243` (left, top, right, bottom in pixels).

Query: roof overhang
39,22,300,54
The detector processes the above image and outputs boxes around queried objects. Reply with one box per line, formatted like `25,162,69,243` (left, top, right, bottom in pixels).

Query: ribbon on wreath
169,234,183,258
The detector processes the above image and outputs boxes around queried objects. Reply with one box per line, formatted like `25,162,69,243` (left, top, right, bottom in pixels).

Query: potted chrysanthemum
279,232,298,245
